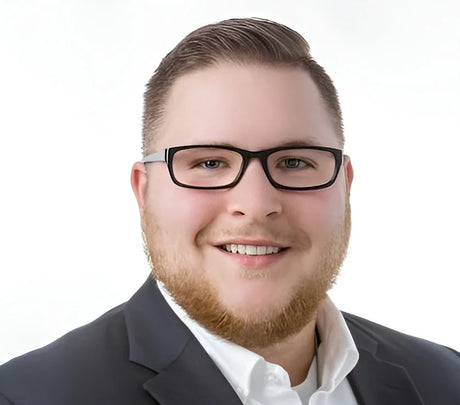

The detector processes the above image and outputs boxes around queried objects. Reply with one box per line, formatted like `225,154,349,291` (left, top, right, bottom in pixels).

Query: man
0,18,458,405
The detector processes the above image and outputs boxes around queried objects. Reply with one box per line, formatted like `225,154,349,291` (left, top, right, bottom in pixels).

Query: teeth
223,244,281,255
256,246,266,255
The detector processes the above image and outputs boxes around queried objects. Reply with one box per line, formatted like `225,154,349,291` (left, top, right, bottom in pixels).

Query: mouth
220,244,285,256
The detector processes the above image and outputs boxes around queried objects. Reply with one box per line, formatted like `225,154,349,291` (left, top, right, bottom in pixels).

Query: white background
1,0,459,364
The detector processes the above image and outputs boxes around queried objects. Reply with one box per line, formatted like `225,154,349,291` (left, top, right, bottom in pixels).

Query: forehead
155,63,339,150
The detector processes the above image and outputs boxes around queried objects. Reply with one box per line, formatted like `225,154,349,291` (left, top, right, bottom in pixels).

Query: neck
249,315,317,387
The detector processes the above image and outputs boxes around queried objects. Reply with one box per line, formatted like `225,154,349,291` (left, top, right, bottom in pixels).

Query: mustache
196,221,311,248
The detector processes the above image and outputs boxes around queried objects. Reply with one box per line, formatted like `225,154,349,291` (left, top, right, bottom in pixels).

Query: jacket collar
123,278,424,404
124,276,242,405
344,313,424,405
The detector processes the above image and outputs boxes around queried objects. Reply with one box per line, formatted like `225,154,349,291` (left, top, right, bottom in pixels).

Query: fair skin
132,63,353,386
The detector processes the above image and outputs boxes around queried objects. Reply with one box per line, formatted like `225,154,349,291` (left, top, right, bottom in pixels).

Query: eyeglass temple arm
142,149,168,163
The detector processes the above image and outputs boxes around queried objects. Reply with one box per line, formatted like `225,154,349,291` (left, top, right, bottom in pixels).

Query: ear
131,162,148,212
344,156,354,195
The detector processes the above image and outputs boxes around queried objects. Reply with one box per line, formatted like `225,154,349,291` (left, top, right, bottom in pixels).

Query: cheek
289,186,347,238
147,179,222,243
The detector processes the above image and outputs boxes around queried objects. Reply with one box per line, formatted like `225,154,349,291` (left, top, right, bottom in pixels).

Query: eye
198,160,224,169
279,158,309,169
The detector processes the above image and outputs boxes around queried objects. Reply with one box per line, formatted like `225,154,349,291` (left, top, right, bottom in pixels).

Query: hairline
145,60,344,153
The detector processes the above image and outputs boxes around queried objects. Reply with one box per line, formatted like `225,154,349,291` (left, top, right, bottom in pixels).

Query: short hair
142,18,343,155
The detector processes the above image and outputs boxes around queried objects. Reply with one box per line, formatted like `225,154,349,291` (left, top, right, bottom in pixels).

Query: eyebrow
276,139,323,147
199,138,323,149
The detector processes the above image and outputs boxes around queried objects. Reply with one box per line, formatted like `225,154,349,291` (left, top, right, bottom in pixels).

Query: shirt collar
314,297,359,395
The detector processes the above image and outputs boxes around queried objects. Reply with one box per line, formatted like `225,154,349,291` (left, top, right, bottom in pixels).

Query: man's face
132,63,353,349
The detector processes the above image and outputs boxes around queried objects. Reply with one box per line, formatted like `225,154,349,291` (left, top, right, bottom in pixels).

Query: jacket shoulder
343,311,460,403
0,303,155,405
343,311,459,359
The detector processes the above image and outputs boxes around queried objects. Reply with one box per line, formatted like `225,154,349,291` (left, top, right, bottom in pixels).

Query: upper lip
214,239,288,248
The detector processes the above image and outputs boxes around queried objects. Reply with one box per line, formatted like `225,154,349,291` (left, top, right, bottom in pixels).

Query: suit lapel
143,337,242,405
124,276,242,405
344,314,424,405
347,350,423,405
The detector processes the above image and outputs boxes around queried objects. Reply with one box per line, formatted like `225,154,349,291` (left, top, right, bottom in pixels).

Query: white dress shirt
158,283,359,405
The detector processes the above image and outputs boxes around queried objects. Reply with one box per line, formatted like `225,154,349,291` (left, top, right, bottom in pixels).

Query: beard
142,199,351,350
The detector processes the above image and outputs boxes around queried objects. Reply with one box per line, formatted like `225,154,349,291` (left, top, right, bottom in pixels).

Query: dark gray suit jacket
0,276,458,404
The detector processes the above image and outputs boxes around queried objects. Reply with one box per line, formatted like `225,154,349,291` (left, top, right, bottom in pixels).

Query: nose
226,159,283,219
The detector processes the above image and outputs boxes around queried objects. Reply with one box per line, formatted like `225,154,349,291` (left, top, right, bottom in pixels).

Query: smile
221,244,281,255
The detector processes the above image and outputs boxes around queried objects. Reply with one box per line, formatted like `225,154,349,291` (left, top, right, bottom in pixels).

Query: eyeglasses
142,145,343,190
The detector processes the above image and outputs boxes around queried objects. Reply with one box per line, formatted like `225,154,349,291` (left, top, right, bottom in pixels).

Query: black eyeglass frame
142,144,344,191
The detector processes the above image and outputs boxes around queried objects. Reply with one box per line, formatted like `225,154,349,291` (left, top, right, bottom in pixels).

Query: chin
219,283,292,320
